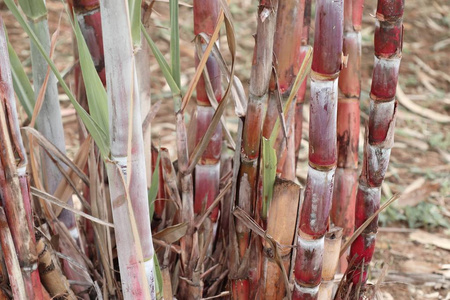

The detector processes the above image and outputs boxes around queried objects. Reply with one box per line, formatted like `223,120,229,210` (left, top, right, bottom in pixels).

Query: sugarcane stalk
0,19,44,300
100,0,155,297
261,0,305,181
331,0,364,269
232,1,278,297
317,226,343,299
347,0,404,295
0,207,27,300
17,0,74,233
193,0,222,223
260,177,301,299
293,0,344,298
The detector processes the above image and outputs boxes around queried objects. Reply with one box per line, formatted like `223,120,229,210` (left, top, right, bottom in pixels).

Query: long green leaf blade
7,39,34,118
17,0,47,20
128,0,141,47
141,23,181,95
170,0,181,86
4,0,110,158
148,151,161,219
73,16,110,140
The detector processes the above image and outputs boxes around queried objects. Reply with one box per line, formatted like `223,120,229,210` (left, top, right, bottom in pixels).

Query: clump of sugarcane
0,18,44,299
345,0,404,297
231,0,278,297
293,0,344,298
331,0,364,271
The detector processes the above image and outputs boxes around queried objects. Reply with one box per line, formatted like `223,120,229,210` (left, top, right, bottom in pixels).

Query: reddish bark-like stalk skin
348,0,404,293
294,1,343,298
233,2,278,298
331,0,364,256
339,35,361,98
336,100,360,168
311,0,344,76
0,20,42,299
331,168,358,238
308,78,339,167
193,0,222,224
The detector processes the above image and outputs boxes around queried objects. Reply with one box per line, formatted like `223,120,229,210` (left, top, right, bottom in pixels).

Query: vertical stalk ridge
232,1,278,298
293,0,344,299
0,19,43,299
331,0,364,266
100,0,155,298
347,0,404,296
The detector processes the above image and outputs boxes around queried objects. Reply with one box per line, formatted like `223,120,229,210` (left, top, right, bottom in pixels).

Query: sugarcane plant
331,0,364,272
0,0,406,298
343,0,405,297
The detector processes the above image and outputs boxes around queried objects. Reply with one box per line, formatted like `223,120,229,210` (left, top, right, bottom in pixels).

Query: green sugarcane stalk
100,0,156,298
17,0,75,237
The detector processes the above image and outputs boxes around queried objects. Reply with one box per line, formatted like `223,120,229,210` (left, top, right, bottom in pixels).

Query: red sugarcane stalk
193,0,222,223
293,0,344,298
331,0,364,263
347,0,404,295
0,18,44,300
261,0,305,181
232,1,278,298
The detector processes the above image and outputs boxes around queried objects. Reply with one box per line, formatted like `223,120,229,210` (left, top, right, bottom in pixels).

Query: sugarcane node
310,70,340,81
308,161,337,172
70,0,100,12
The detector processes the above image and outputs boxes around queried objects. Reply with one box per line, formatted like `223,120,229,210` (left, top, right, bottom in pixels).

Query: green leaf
17,0,47,21
73,16,110,140
153,254,163,300
149,151,161,219
128,0,141,47
262,137,277,220
4,0,110,158
141,23,181,95
7,38,34,119
170,0,181,87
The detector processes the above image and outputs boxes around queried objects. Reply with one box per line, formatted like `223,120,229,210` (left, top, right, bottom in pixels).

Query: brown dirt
1,0,449,299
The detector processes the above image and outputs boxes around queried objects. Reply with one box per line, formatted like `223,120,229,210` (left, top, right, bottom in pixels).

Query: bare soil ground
1,0,449,299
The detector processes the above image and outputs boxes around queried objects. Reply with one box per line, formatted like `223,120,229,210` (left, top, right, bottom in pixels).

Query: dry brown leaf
410,230,450,251
397,178,440,208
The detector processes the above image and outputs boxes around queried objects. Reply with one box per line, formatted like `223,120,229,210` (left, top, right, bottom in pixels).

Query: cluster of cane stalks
0,0,404,299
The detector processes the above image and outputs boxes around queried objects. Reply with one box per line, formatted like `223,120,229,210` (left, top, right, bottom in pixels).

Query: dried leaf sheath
293,0,344,299
347,0,404,294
